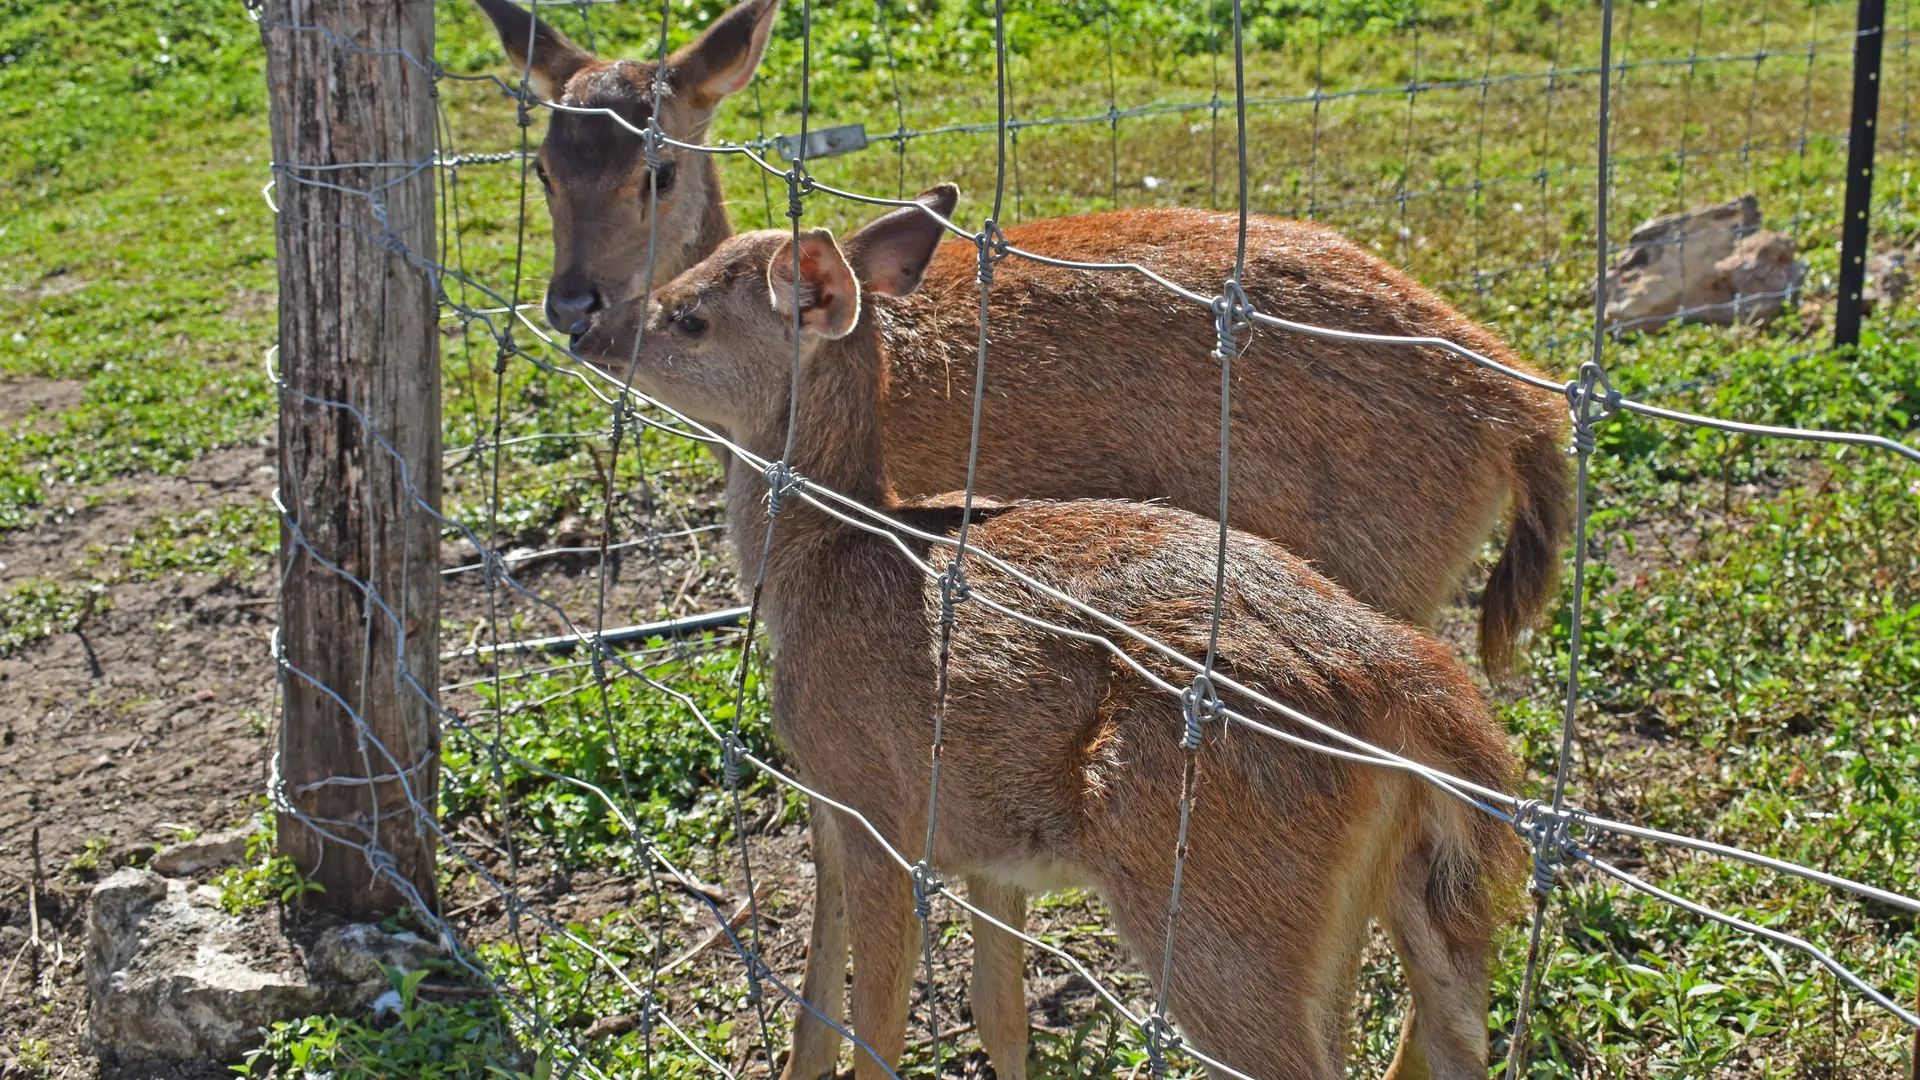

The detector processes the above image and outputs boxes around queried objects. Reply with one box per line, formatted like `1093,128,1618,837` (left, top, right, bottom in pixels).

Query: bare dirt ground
0,421,739,1076
0,442,280,1078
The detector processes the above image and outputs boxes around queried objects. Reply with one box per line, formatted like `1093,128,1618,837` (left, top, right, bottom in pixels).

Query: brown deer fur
478,0,1570,664
472,0,1568,672
573,203,1526,1080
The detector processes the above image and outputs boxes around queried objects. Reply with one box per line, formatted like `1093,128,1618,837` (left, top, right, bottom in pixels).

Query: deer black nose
546,288,604,337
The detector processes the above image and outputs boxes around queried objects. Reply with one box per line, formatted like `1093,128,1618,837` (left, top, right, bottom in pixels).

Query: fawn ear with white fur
669,0,782,111
845,183,959,298
769,229,861,340
472,0,594,102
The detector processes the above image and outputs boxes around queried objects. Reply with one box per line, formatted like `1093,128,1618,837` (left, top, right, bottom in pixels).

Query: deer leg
842,826,920,1080
782,810,851,1080
1381,845,1494,1080
967,879,1030,1080
1098,869,1343,1080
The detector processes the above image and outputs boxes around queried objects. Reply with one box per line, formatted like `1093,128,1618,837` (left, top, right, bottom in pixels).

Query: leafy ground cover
2,0,1918,1077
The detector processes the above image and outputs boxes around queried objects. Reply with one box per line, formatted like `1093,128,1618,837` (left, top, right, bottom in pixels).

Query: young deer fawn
573,194,1526,1080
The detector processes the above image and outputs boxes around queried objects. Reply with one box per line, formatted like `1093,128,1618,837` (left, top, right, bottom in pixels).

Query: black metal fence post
1836,0,1887,349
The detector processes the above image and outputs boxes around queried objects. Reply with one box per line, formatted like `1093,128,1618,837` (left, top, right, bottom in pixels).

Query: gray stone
148,822,258,877
1865,249,1913,312
1603,195,1806,330
308,922,442,997
86,868,442,1063
88,868,319,1062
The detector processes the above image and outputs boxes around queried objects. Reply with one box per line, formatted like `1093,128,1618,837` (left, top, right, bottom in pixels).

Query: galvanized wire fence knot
737,950,768,1006
642,121,664,173
937,561,971,627
910,860,942,920
363,844,399,879
784,166,814,222
976,220,1011,287
1180,673,1222,751
763,461,802,516
1211,279,1252,361
1564,359,1621,456
479,547,510,589
636,990,659,1040
1142,1014,1182,1077
720,734,743,790
1511,799,1577,896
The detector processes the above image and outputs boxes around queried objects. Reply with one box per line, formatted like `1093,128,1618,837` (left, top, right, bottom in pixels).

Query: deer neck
724,322,894,588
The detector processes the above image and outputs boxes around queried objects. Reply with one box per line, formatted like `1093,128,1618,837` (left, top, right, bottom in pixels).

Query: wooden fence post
262,0,442,919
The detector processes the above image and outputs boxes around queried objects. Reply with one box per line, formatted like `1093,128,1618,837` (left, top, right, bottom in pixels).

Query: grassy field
3,0,1920,1076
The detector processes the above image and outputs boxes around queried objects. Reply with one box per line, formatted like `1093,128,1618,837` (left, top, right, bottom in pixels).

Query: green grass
6,0,1920,1075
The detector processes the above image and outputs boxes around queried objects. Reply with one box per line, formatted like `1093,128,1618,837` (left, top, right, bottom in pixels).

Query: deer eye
671,311,706,336
650,160,677,197
532,159,552,191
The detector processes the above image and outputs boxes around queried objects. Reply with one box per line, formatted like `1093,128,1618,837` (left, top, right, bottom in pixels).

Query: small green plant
11,1037,53,1074
211,828,326,914
62,835,113,877
1027,1007,1139,1080
234,964,532,1079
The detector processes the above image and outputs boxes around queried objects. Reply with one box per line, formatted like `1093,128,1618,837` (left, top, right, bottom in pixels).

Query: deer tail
1479,422,1571,679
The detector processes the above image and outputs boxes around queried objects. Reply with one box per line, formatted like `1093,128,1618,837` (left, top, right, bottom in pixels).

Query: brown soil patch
0,377,84,432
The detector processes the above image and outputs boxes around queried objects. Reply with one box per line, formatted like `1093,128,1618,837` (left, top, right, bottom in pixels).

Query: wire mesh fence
252,0,1920,1075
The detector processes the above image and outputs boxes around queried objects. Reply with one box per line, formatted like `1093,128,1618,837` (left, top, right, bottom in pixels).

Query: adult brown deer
572,197,1526,1080
471,0,1568,674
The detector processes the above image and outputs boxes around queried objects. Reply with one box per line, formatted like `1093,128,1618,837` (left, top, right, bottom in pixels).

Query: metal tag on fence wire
774,123,868,163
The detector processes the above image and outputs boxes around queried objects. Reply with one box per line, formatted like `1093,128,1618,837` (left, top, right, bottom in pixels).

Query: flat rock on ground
86,867,442,1067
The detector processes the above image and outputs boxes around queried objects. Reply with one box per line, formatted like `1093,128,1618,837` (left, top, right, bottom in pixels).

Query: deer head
472,0,782,339
573,185,957,445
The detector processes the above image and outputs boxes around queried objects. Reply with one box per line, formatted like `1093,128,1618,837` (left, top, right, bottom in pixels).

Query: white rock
87,868,319,1063
149,822,257,877
1603,195,1805,330
87,868,444,1064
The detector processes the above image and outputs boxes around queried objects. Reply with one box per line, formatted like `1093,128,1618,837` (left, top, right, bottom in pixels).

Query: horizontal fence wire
253,0,1920,1075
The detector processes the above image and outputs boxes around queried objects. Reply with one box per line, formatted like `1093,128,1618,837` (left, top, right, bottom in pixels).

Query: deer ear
845,184,958,298
473,0,594,102
668,0,781,111
769,229,861,340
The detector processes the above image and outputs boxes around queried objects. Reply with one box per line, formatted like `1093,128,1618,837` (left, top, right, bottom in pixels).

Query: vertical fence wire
1143,0,1249,1073
1306,0,1328,221
1103,0,1122,208
489,2,549,1015
1534,2,1568,367
1794,4,1824,246
875,0,910,200
1206,0,1220,209
1396,0,1422,269
1467,0,1498,297
1502,2,1616,1075
911,1,1019,1070
714,0,824,1068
